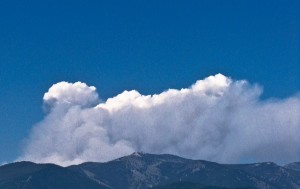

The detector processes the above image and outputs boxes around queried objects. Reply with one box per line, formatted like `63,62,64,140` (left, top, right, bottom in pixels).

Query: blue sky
0,0,299,163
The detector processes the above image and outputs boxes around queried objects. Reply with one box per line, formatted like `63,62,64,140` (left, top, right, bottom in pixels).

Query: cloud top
43,81,99,108
19,74,300,166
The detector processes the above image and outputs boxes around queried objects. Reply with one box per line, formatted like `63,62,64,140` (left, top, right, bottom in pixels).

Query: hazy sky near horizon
0,0,299,164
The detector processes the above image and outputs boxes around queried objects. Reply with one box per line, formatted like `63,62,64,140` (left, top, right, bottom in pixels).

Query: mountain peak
131,151,145,157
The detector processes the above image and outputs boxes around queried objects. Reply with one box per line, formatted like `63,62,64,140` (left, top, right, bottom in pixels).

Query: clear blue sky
0,0,299,163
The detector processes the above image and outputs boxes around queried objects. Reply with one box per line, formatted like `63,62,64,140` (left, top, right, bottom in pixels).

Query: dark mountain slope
69,152,298,189
1,153,300,189
285,162,300,172
68,153,191,189
231,162,300,188
0,161,108,189
153,181,255,189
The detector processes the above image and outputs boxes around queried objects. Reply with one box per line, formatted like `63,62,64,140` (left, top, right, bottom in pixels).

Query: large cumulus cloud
18,74,300,166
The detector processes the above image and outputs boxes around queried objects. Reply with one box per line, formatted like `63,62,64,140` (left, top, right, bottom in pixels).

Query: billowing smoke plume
19,74,300,166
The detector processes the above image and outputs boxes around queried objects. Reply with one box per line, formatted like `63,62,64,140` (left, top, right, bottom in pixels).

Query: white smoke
43,81,99,109
19,74,300,166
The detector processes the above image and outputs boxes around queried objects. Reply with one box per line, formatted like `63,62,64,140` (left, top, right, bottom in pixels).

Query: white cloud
43,81,99,109
18,74,300,166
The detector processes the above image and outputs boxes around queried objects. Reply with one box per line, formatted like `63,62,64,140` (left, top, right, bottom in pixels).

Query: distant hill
285,162,300,172
0,161,106,189
1,152,300,189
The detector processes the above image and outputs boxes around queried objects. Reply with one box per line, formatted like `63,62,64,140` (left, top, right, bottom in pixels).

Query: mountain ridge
1,153,300,189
